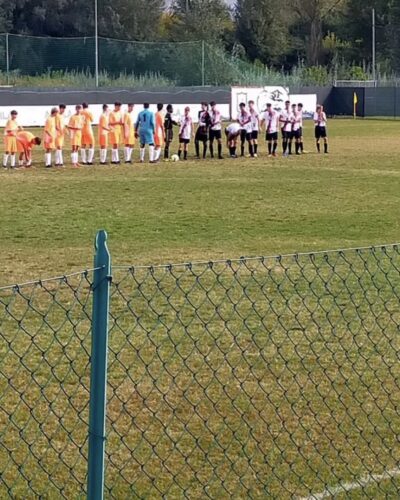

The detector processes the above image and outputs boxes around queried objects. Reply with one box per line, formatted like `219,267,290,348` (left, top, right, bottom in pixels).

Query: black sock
232,146,237,156
195,141,200,158
249,143,254,156
241,143,245,156
273,142,278,154
324,142,328,153
218,143,222,158
268,143,272,154
203,142,207,159
283,141,287,153
295,142,299,154
229,146,234,156
164,145,169,159
288,142,292,155
184,150,188,160
178,150,182,158
300,141,304,152
210,142,214,158
317,142,321,153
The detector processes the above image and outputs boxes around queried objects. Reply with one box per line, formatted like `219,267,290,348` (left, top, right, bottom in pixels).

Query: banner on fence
231,86,317,118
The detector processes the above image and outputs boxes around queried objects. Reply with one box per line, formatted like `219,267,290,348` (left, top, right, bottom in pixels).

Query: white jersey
314,112,327,127
210,109,222,131
226,123,241,135
292,111,302,132
280,109,294,132
179,116,193,140
263,110,279,134
238,111,252,133
249,110,259,132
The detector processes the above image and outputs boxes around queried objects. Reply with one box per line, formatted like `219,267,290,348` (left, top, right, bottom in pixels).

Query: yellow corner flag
353,92,358,119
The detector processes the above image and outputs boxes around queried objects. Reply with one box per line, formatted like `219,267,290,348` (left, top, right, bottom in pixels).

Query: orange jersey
82,109,95,144
55,113,66,148
5,118,18,137
4,118,19,153
17,131,35,154
109,110,123,145
123,112,135,145
155,111,164,147
44,116,56,149
68,114,84,147
98,112,110,148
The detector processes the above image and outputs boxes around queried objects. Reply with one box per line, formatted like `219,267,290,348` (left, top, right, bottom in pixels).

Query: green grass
0,119,399,283
1,119,400,498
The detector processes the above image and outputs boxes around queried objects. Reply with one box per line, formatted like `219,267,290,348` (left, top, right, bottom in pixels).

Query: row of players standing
2,100,329,168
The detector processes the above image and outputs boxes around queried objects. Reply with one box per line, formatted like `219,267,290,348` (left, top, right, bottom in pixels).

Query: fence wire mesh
108,245,400,499
0,271,94,498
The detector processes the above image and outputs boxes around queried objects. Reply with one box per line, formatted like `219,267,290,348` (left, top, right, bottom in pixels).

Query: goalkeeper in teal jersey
135,103,156,163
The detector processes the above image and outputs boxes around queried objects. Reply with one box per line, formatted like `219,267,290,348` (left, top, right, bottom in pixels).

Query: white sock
156,149,161,161
71,152,76,164
149,146,155,162
81,149,87,163
59,150,64,165
140,148,145,162
100,149,106,163
3,154,9,167
45,153,52,166
115,149,119,162
88,148,95,164
18,159,23,167
10,155,15,168
124,147,129,162
26,159,32,167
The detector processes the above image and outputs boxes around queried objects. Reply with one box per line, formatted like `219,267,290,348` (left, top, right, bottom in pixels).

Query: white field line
300,468,400,499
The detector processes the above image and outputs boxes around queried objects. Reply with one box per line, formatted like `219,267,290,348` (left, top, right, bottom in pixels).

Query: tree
235,0,292,65
168,0,233,43
289,0,346,65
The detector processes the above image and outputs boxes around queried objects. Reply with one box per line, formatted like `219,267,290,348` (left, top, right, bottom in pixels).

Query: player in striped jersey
195,102,210,159
209,101,223,159
249,100,259,158
314,105,328,153
279,101,294,157
237,103,253,157
261,103,279,157
178,107,193,160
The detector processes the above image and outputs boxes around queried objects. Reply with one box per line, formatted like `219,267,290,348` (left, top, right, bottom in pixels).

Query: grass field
1,118,400,284
1,119,400,498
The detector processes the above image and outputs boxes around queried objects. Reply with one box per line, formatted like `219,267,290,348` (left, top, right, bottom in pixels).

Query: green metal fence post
87,230,111,500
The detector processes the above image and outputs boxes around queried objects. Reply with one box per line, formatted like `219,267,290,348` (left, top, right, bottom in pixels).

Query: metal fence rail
1,233,400,498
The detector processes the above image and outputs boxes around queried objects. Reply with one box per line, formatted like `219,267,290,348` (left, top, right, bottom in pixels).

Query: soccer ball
171,154,180,162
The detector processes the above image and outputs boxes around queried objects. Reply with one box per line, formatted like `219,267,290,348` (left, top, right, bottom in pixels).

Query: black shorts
165,129,174,143
292,129,301,140
282,130,292,140
179,138,190,145
240,129,252,142
209,129,222,141
315,126,327,139
266,132,278,141
195,128,208,142
251,131,259,140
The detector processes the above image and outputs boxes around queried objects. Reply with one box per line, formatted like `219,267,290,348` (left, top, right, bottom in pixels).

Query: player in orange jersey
3,110,22,169
55,104,66,167
154,103,165,163
17,131,41,167
99,104,111,165
109,102,123,164
81,102,95,165
123,103,135,164
43,107,58,168
67,105,84,168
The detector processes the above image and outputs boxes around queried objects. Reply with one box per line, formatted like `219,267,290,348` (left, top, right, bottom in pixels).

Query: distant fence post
87,230,111,500
6,33,9,85
201,40,205,86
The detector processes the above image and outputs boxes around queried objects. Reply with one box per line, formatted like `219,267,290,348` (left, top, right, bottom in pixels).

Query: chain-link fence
1,233,400,498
